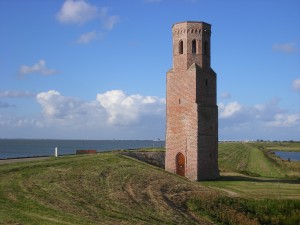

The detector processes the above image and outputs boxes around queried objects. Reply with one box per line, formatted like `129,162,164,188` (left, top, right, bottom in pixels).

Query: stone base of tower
165,146,219,181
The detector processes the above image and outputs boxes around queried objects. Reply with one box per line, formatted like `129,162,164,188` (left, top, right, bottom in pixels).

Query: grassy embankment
203,142,300,199
0,142,299,224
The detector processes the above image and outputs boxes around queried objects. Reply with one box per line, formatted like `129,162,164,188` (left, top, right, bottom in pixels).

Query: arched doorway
176,153,185,176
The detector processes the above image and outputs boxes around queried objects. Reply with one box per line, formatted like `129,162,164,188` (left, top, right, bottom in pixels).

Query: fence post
55,147,58,157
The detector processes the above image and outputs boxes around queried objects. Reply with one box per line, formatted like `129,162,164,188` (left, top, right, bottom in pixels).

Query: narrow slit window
205,79,208,87
192,39,196,54
179,40,183,54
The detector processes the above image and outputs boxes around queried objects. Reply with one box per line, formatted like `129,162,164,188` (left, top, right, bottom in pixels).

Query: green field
203,142,300,200
0,142,299,224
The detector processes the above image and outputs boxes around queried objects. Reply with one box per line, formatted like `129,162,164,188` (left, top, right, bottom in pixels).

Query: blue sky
0,0,299,140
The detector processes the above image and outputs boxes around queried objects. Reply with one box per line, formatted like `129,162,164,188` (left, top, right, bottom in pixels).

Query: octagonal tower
165,21,219,181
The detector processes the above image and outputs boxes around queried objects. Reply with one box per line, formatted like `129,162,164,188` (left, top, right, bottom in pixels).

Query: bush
188,196,300,225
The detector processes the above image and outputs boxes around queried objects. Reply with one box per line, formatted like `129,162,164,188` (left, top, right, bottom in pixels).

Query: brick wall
165,21,219,181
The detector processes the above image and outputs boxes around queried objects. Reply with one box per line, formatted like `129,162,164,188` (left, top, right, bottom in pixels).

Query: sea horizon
0,139,166,160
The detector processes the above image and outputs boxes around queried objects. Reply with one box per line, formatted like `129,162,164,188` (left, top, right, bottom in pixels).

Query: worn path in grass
204,143,300,199
0,153,217,225
218,143,299,178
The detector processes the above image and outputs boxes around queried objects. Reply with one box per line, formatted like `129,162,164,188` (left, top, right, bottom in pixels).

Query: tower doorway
176,153,185,176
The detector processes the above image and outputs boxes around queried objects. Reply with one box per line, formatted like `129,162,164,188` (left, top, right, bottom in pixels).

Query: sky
0,0,299,141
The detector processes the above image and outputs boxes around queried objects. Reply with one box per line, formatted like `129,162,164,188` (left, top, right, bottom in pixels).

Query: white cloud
56,0,99,25
76,31,103,44
36,90,103,126
19,60,58,76
97,90,165,125
267,113,300,127
1,89,299,140
56,1,120,29
219,101,242,119
0,90,36,98
35,89,165,131
292,78,300,92
272,42,298,53
218,98,300,140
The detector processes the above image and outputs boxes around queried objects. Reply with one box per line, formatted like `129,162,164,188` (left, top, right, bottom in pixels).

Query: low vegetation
0,142,299,224
199,142,300,225
218,142,300,178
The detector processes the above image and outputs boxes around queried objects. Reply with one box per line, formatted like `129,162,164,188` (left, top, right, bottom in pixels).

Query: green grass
188,196,300,225
202,143,300,200
0,143,300,224
202,172,300,199
0,153,215,225
218,142,300,178
253,141,300,152
192,142,300,224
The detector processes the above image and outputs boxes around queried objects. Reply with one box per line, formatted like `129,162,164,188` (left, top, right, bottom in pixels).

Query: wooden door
176,153,185,177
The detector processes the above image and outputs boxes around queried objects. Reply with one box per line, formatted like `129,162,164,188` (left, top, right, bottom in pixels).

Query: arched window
204,41,208,55
179,40,183,54
192,39,196,54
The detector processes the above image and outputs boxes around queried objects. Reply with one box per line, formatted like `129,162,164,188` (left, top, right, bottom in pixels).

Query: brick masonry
76,150,97,154
165,21,219,181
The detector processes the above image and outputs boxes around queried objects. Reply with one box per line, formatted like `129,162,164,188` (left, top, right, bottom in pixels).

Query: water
274,151,300,161
0,139,165,159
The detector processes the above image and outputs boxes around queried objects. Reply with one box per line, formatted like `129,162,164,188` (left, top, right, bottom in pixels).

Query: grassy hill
218,142,300,178
203,142,300,202
0,143,299,224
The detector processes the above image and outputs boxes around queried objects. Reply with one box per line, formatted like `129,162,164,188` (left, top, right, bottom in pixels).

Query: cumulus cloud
56,0,99,25
19,60,58,76
2,88,299,140
36,89,165,129
219,98,286,124
272,42,298,53
97,90,165,125
219,101,242,119
218,98,300,140
36,90,103,127
267,113,300,128
56,0,119,29
292,78,300,92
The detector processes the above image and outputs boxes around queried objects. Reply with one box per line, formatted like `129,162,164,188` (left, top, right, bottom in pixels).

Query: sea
0,139,165,160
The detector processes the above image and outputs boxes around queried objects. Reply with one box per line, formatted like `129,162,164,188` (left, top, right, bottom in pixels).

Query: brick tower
165,21,219,181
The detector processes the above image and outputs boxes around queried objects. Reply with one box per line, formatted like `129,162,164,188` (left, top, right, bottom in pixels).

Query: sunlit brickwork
165,21,219,181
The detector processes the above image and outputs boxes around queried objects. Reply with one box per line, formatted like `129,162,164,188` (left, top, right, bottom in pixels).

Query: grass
218,142,300,178
0,153,216,225
198,142,300,224
188,196,300,225
202,143,300,200
0,142,299,224
253,141,300,152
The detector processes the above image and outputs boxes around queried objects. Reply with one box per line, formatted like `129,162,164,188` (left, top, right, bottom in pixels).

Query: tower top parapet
172,21,211,27
172,21,212,71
